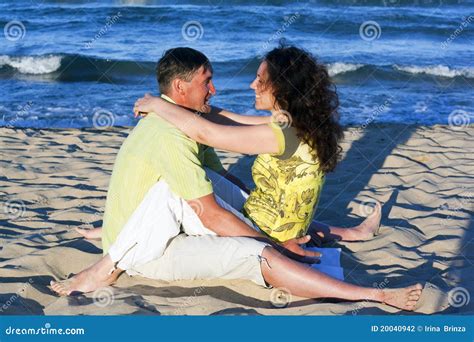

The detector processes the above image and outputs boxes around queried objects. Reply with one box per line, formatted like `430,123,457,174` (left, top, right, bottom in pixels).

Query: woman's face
250,61,275,111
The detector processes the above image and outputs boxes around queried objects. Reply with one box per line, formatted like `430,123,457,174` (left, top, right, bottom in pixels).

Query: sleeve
200,145,225,173
153,131,214,200
268,123,285,156
276,127,300,160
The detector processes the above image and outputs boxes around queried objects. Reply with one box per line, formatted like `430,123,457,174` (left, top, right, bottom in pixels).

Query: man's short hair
157,47,212,94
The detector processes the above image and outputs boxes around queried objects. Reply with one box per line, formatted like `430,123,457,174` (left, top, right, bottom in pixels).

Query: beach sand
1,124,473,315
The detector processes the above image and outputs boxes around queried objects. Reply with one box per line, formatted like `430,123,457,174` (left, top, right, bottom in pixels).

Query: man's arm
189,193,320,259
191,193,260,238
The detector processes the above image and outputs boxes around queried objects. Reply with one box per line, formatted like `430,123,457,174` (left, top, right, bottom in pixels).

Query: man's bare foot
381,283,423,311
352,202,382,240
50,255,121,296
75,227,102,240
50,268,120,296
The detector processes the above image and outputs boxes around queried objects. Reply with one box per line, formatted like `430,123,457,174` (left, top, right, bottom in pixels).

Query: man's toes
56,285,69,296
50,282,62,294
50,280,70,296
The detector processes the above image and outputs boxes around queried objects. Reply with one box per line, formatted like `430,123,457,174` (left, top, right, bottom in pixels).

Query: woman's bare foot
50,255,121,296
352,202,382,240
381,283,423,311
75,227,102,240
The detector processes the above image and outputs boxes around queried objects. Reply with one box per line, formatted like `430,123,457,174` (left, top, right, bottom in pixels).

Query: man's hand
279,235,321,261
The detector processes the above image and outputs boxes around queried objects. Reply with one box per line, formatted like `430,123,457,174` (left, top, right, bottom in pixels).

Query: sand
0,124,473,315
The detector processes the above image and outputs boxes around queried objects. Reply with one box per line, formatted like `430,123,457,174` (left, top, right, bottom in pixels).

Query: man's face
181,66,216,112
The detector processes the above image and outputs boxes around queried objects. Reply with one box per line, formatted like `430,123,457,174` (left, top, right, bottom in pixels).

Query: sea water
1,0,473,128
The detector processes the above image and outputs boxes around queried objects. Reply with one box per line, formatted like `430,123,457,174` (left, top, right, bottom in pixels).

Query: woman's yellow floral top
243,124,325,243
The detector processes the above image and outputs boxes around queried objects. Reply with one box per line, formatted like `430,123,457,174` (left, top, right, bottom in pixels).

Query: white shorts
129,233,269,287
107,168,268,286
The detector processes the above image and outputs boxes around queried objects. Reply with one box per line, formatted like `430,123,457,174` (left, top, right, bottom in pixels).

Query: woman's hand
133,94,162,118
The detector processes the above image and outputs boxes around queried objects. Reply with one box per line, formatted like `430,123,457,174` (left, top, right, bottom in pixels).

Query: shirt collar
160,94,176,104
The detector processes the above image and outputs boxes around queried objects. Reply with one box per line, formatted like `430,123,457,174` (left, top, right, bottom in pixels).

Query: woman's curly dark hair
264,45,344,173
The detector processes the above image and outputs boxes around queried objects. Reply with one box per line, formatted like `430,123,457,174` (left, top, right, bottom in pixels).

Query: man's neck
160,94,177,104
160,93,196,112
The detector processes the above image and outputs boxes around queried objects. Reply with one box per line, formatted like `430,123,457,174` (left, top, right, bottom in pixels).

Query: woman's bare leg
75,204,381,244
311,202,382,242
75,227,102,240
261,247,422,311
50,254,121,296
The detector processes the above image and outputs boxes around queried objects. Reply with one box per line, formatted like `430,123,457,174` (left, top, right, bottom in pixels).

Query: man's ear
171,78,186,95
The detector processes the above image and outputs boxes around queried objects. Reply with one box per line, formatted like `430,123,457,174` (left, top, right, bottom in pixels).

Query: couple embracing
51,45,422,311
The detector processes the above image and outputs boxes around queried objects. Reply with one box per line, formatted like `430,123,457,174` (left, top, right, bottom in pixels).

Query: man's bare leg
50,244,422,310
311,202,382,242
261,247,422,310
50,254,121,296
75,227,102,240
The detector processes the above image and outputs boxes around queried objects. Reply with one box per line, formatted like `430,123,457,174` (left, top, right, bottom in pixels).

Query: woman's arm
210,106,272,126
134,95,281,155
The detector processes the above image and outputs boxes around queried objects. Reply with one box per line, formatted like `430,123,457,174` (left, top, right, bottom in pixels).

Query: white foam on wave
0,55,62,74
328,62,364,76
394,64,474,78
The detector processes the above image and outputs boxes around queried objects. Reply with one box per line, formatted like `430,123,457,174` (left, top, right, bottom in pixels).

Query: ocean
1,0,473,128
